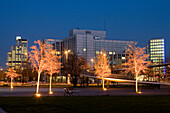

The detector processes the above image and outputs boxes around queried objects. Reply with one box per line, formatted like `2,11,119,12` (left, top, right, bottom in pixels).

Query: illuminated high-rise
7,36,28,70
147,38,165,74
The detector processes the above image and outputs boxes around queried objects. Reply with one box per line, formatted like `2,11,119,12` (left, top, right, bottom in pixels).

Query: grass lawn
0,96,170,113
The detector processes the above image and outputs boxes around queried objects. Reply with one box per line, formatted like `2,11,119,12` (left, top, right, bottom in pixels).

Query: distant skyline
0,0,170,68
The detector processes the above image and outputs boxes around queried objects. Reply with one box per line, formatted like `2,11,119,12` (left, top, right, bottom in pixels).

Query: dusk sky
0,0,170,68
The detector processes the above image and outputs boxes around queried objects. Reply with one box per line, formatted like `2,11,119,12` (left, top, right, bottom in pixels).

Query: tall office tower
7,36,28,70
147,38,165,74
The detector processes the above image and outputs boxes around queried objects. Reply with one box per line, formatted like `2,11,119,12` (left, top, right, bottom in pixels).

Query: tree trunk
11,77,13,89
86,77,89,87
36,72,41,94
107,80,109,88
73,76,78,87
97,79,99,87
102,79,104,90
136,74,138,92
49,73,52,92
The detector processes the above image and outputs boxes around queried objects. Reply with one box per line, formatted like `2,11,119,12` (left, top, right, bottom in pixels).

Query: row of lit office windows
96,51,116,55
150,39,164,42
151,54,164,57
150,43,164,46
153,60,164,63
150,45,164,48
151,51,164,54
151,57,164,60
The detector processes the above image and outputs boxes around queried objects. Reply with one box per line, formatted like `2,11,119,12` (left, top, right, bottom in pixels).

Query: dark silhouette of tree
66,53,87,87
0,68,6,81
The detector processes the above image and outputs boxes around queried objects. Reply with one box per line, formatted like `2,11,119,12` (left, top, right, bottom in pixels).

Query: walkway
0,87,170,97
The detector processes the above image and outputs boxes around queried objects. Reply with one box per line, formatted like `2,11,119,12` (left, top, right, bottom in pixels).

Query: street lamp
91,58,94,68
24,52,29,83
64,50,68,62
64,50,69,84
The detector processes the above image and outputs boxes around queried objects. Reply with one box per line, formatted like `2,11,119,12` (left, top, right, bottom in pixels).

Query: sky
0,0,170,69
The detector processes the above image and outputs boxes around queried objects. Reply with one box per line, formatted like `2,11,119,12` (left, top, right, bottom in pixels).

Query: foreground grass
0,96,170,113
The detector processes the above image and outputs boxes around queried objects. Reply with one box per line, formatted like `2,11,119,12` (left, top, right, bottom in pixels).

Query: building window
83,48,86,51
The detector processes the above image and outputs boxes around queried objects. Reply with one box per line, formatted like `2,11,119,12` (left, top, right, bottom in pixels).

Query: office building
7,36,28,70
147,38,165,74
43,29,134,82
55,29,134,67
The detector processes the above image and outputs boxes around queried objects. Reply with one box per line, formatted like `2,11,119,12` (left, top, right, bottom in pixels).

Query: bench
64,88,73,96
64,88,79,96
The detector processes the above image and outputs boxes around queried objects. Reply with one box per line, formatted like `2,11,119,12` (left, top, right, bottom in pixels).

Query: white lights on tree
124,42,150,93
94,50,111,90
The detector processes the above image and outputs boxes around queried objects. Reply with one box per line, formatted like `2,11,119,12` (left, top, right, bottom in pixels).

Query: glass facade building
147,38,165,74
7,36,28,70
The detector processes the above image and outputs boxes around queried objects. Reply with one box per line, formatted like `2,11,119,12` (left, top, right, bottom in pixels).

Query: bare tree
29,40,50,96
66,53,87,87
44,46,62,94
94,50,111,90
6,68,21,89
124,42,150,93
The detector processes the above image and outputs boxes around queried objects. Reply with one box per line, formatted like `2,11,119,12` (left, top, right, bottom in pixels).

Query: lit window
122,57,126,60
83,48,86,51
109,52,112,55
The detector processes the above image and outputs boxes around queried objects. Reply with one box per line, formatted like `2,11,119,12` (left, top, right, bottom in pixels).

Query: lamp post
25,52,29,83
64,50,69,84
91,58,94,69
103,53,107,91
64,50,68,63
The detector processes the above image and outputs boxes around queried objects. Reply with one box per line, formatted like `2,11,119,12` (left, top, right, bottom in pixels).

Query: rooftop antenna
104,19,106,31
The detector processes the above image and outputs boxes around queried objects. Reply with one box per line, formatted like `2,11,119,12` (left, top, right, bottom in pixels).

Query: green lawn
0,96,170,113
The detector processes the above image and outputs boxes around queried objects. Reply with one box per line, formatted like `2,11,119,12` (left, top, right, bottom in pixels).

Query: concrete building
41,29,134,82
7,36,28,70
61,29,134,66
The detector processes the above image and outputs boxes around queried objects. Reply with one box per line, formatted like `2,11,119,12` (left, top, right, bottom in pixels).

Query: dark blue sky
0,0,170,68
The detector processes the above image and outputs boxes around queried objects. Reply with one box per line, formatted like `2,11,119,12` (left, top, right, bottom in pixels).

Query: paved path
0,107,6,113
0,87,170,97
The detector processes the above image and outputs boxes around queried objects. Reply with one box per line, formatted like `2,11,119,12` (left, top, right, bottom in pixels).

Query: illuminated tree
44,47,62,94
6,68,21,89
29,40,50,96
94,50,111,90
124,42,150,93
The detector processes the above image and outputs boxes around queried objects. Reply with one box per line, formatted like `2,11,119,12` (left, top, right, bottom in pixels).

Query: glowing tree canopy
44,46,62,94
29,40,51,96
124,42,150,93
94,50,111,90
6,68,21,89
